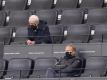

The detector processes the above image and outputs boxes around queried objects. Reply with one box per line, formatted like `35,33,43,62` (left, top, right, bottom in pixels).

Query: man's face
29,22,36,26
65,46,75,56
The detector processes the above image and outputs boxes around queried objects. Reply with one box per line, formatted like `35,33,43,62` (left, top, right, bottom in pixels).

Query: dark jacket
60,55,82,77
28,20,52,44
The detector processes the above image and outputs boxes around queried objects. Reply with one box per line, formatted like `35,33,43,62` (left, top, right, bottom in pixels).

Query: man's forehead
65,46,73,50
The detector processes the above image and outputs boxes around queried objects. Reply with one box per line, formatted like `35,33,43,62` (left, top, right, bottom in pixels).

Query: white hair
29,15,39,25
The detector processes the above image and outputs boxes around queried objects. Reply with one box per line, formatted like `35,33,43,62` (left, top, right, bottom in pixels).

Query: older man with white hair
26,15,52,45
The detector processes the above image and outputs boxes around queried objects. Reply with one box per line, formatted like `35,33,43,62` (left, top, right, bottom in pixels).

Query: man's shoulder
39,20,47,25
39,20,48,29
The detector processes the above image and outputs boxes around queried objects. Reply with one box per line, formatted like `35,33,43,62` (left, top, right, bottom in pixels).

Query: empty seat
0,0,2,10
29,0,53,10
36,10,57,25
12,27,28,44
0,59,7,78
80,0,104,9
31,57,58,78
102,43,107,56
5,58,33,78
4,0,27,10
87,8,107,24
63,24,90,43
81,57,107,77
48,25,64,43
7,10,32,26
0,28,12,45
0,42,3,59
55,0,78,10
77,77,107,80
0,11,6,26
89,24,107,43
60,9,84,25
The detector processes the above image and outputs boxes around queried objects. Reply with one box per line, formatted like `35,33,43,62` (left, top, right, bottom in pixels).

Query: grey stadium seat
5,58,33,78
81,57,107,77
55,0,78,10
4,0,28,10
31,57,58,78
102,43,107,56
63,24,90,43
0,28,12,45
87,8,107,25
48,25,64,43
29,0,53,10
89,24,107,43
0,59,7,78
21,78,60,80
80,0,104,9
36,10,57,25
0,42,4,59
7,10,32,26
60,9,84,25
0,0,2,10
12,27,28,44
77,77,107,80
0,11,6,26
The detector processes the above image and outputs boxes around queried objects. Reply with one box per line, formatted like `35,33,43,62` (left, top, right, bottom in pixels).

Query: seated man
59,44,83,77
26,15,52,45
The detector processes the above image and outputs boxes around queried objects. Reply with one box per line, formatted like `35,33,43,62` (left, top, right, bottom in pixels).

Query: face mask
30,25,38,30
65,52,74,58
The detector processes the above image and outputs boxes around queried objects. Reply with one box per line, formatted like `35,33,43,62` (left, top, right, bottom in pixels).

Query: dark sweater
28,20,52,44
60,55,82,77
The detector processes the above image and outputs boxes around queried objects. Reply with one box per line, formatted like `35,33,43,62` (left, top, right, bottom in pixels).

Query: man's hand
26,40,35,45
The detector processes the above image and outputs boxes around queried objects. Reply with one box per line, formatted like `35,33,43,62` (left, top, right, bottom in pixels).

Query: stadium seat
7,10,32,27
5,58,33,78
12,27,28,44
4,44,53,60
80,0,104,9
35,10,57,25
0,28,12,45
0,0,2,10
87,8,107,24
89,24,107,43
62,24,90,43
29,0,53,10
60,9,84,25
0,59,7,78
81,56,107,77
0,11,6,26
30,57,58,78
0,42,3,59
55,0,78,10
77,77,107,80
102,43,107,56
4,0,27,10
48,25,64,43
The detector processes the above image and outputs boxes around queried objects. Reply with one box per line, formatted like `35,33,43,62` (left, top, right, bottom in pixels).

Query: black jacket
60,55,82,77
28,20,52,44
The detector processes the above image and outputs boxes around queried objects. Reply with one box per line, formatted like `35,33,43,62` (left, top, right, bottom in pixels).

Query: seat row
0,8,107,26
0,0,106,10
1,77,107,80
0,56,107,78
0,24,107,44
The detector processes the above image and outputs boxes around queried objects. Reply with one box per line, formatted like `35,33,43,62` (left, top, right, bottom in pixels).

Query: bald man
59,44,82,77
26,15,52,45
